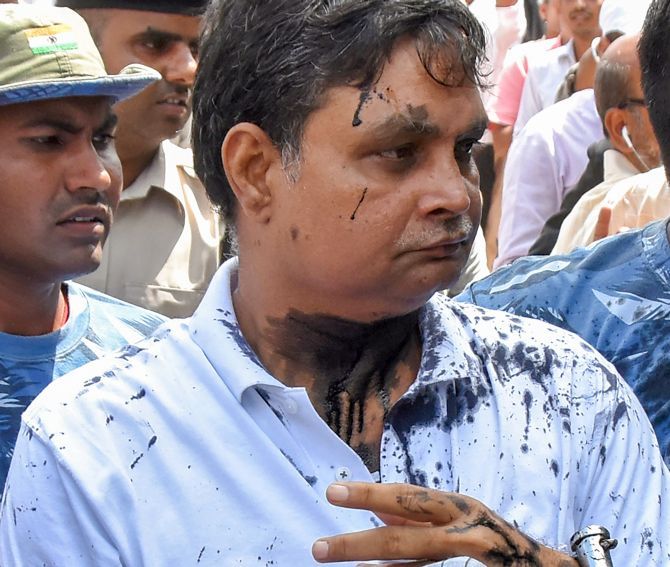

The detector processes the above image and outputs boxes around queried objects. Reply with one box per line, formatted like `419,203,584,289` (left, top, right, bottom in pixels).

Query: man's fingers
312,524,472,563
325,482,474,524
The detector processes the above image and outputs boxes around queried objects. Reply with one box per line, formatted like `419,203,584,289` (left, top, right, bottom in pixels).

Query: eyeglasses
617,98,647,109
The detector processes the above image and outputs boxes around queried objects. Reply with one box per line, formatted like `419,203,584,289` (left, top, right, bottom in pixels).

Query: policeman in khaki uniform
61,0,222,317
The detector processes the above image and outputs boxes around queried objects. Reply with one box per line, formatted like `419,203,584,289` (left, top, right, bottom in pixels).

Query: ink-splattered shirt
457,218,670,466
1,259,668,566
0,282,165,488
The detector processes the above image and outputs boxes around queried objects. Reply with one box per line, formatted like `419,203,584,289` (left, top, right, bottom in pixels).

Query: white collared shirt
2,259,668,566
495,89,603,268
514,39,577,134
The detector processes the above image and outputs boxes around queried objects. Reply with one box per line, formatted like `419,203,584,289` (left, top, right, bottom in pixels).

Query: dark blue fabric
457,219,670,465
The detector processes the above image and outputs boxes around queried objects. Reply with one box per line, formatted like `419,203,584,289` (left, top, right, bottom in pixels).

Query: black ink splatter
352,89,372,127
350,187,368,220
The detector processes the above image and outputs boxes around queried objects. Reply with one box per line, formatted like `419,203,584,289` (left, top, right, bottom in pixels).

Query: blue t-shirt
0,282,166,485
457,219,670,465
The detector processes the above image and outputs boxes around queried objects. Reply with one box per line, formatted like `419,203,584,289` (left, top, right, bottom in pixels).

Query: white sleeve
494,122,563,268
574,374,670,565
0,421,121,566
513,67,542,136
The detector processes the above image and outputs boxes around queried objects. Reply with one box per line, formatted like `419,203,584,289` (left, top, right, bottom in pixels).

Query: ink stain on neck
264,309,422,470
350,187,368,220
352,89,372,127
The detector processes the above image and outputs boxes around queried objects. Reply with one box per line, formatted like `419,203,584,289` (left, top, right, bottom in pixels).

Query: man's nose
163,43,197,87
416,161,474,219
64,145,114,195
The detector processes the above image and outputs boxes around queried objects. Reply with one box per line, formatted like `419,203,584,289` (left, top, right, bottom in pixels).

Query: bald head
594,34,642,124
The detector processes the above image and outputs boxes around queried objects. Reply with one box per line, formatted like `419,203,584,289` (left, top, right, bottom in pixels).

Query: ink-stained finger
326,482,475,524
312,524,474,563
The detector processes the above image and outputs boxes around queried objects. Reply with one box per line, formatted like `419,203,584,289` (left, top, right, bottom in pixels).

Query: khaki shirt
77,140,222,318
552,150,639,255
553,161,668,255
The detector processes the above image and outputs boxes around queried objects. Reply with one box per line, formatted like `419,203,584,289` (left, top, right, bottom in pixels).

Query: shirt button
283,398,298,415
335,466,351,481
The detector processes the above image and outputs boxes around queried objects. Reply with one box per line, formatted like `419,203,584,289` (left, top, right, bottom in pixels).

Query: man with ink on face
2,1,668,565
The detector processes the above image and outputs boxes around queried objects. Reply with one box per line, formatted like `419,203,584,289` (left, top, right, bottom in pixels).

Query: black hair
192,0,487,223
639,0,670,167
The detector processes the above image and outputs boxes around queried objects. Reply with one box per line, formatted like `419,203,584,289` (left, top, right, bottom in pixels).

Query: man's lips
158,96,188,107
56,205,110,228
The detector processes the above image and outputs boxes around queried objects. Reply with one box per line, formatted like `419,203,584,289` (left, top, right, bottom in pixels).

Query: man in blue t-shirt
0,4,164,485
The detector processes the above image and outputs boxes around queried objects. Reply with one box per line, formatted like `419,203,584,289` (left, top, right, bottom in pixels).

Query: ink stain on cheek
350,187,368,220
352,89,372,127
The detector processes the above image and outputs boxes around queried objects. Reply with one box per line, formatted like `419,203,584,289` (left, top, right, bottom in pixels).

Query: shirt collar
189,260,482,403
556,38,577,65
120,140,194,206
603,149,640,183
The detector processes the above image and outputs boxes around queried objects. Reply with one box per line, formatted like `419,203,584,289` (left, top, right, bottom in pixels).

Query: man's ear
221,123,281,224
604,107,632,156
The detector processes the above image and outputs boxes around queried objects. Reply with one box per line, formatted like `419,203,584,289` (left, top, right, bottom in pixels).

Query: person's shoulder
69,282,167,327
161,139,197,174
437,296,623,396
607,166,667,199
455,247,600,313
20,318,187,432
525,40,571,72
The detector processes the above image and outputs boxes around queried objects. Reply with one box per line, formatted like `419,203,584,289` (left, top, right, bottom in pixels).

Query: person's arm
312,482,578,566
494,123,563,268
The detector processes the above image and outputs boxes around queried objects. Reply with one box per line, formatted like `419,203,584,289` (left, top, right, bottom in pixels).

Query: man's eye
378,145,416,160
142,37,170,52
93,133,115,149
31,135,63,147
455,139,481,161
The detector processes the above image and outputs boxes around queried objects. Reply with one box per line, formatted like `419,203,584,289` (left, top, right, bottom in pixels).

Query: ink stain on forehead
352,89,372,127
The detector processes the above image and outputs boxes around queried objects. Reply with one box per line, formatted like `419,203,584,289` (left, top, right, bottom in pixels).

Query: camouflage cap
0,4,160,107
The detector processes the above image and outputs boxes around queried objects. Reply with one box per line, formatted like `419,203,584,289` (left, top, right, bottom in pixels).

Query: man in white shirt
495,88,602,267
515,0,603,133
2,1,667,565
496,14,653,267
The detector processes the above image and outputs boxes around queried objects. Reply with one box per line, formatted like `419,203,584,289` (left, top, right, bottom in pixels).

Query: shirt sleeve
513,67,543,136
0,421,121,566
488,52,528,127
494,123,563,268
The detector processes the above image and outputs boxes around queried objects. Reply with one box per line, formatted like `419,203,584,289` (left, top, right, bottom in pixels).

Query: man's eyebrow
20,110,118,134
368,112,440,140
20,117,82,134
99,112,118,132
456,117,488,141
137,27,189,44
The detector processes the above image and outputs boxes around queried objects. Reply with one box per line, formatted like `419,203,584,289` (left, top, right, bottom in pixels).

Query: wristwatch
570,525,618,567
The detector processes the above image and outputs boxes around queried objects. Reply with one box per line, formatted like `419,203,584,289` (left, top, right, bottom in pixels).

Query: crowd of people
0,0,668,565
